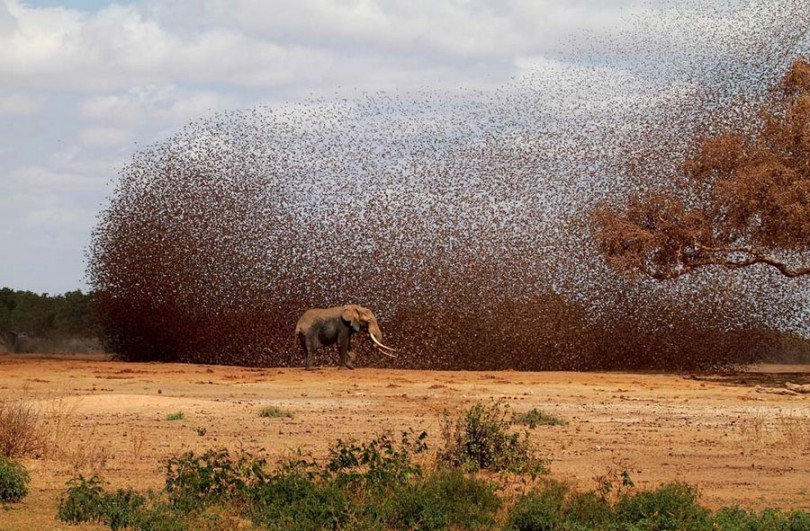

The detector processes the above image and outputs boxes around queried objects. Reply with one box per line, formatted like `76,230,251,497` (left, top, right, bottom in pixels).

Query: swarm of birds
88,1,810,369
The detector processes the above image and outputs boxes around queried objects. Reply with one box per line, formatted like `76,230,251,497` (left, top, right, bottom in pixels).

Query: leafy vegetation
164,412,184,421
0,455,30,503
438,401,548,476
53,404,810,529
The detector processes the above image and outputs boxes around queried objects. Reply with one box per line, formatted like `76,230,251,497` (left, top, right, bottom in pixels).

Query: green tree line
0,288,99,353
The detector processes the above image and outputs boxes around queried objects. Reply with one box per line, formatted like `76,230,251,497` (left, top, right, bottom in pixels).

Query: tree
594,59,810,280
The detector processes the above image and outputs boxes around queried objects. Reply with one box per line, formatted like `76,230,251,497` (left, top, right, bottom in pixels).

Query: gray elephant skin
295,305,396,369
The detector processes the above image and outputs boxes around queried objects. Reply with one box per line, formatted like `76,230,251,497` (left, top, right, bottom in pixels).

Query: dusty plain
0,354,808,530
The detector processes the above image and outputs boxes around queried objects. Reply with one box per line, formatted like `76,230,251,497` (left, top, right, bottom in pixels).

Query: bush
323,431,427,490
57,474,107,524
165,411,184,421
381,469,500,531
505,482,616,531
614,482,710,530
712,506,810,530
0,400,42,458
104,488,147,530
165,448,267,512
438,401,547,475
131,500,190,531
249,472,350,531
0,455,30,503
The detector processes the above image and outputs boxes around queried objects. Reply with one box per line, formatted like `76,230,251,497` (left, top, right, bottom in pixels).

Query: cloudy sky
0,0,804,294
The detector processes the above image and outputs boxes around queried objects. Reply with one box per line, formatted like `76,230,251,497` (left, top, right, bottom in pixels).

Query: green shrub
505,491,562,531
165,448,267,512
438,400,547,475
104,488,146,530
513,408,567,428
57,474,107,524
258,406,294,418
165,411,184,421
614,482,710,530
323,430,427,490
382,469,500,531
0,455,30,503
249,472,350,530
505,479,624,531
132,500,189,531
564,490,614,529
712,506,810,531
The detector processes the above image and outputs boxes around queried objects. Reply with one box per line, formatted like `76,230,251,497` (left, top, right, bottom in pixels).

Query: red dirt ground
0,354,808,530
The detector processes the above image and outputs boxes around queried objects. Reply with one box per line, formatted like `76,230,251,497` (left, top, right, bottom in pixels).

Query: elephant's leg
338,333,354,369
345,349,356,369
299,333,316,369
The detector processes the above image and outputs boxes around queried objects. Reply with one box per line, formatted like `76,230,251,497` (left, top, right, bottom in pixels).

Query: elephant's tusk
369,333,397,352
375,347,398,358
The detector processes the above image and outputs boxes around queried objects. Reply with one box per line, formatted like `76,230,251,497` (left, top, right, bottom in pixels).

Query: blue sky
0,0,805,294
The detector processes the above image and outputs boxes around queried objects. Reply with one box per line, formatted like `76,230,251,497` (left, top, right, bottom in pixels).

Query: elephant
295,305,397,369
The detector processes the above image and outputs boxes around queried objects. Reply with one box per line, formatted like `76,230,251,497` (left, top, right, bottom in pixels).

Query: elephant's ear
341,307,361,332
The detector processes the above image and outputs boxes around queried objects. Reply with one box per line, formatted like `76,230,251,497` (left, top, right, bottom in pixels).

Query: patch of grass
195,427,207,436
513,407,567,428
165,411,184,421
0,400,43,458
0,455,30,503
437,400,548,476
258,406,293,419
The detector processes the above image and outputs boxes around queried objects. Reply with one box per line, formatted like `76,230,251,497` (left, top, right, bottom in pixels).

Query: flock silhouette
88,1,810,369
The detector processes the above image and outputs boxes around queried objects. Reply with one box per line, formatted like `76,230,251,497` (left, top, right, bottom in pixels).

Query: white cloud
81,85,241,127
78,126,130,147
0,91,42,115
6,165,106,192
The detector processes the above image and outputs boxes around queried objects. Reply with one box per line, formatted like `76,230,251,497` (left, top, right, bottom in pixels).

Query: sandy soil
0,355,808,530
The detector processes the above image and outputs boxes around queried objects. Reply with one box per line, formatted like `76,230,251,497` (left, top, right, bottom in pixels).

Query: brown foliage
0,401,42,458
595,59,810,280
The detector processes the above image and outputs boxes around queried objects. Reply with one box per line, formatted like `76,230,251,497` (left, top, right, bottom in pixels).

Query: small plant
195,427,207,436
438,400,547,476
57,474,107,524
513,408,567,428
505,480,615,530
165,411,184,421
324,430,428,489
258,406,294,419
384,469,501,530
0,455,30,503
165,448,267,512
614,482,709,529
593,467,635,503
0,400,43,457
102,488,147,530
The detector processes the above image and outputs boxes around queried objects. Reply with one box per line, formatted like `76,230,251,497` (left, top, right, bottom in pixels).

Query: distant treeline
0,288,102,353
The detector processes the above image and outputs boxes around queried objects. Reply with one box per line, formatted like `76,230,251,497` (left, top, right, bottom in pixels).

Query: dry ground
0,354,809,530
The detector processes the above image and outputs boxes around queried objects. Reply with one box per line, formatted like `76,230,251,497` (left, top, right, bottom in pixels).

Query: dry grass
0,400,43,457
735,410,810,453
